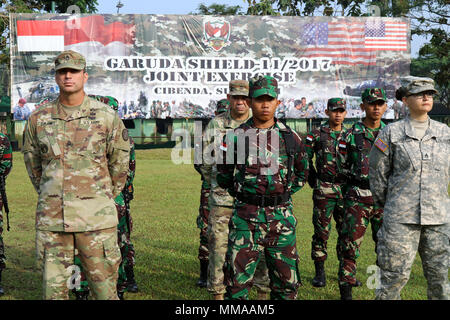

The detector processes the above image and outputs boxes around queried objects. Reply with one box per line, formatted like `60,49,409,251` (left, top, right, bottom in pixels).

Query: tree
191,3,244,15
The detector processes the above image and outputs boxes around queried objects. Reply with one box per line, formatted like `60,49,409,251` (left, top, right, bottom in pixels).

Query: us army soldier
22,50,130,300
369,77,449,300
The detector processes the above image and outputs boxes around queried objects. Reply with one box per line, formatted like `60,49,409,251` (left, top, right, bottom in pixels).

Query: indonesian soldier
305,98,347,287
22,50,130,300
0,133,12,296
369,77,449,300
337,88,387,300
193,99,229,288
200,81,269,300
217,76,309,300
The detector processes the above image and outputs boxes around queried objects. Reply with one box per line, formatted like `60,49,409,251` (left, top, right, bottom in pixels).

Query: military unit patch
122,129,129,141
374,138,388,152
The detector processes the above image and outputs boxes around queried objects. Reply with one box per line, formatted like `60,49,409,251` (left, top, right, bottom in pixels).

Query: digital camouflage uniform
369,77,449,300
217,76,309,300
199,82,269,297
22,51,130,300
0,133,12,295
305,98,347,264
74,95,137,298
337,89,386,288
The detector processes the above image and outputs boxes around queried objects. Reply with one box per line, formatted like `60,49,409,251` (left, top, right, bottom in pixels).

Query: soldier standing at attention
337,88,387,300
0,133,12,296
200,81,269,300
305,98,347,287
193,99,229,288
217,76,309,300
369,77,449,300
22,50,130,300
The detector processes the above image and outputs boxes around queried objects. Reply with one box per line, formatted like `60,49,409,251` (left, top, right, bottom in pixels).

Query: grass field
0,148,430,300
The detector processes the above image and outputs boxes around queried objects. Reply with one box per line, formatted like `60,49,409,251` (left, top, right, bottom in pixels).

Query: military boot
312,261,326,287
118,291,125,300
73,289,89,300
0,269,4,296
196,260,208,288
339,283,352,300
125,265,139,293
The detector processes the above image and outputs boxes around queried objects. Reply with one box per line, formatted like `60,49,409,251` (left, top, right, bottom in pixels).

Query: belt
319,175,346,184
236,193,290,207
350,178,370,190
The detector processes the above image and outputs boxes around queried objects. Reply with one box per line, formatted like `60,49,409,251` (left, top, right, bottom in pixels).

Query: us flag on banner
16,15,135,57
301,19,408,66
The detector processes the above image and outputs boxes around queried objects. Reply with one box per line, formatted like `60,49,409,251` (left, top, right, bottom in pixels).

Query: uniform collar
404,116,436,140
52,95,91,121
224,108,252,128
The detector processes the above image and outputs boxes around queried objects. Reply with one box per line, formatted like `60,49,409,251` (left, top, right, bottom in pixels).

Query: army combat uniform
22,51,130,300
337,90,387,290
199,81,269,297
369,77,449,300
217,76,309,300
305,98,347,287
194,99,229,288
0,133,12,296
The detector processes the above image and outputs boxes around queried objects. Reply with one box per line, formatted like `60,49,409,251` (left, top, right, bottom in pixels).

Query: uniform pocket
103,235,121,266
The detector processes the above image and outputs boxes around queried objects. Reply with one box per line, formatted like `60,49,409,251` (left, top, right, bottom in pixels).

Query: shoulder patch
122,129,129,141
374,138,388,152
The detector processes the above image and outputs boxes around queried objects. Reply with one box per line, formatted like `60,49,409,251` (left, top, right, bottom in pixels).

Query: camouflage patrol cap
54,50,86,71
88,94,119,112
327,98,346,111
361,87,387,103
249,75,279,98
216,99,229,114
400,76,438,95
229,80,249,96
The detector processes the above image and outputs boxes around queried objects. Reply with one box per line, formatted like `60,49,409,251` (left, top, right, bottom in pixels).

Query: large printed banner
10,14,410,120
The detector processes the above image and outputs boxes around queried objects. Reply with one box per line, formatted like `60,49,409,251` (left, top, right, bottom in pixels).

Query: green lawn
0,149,429,300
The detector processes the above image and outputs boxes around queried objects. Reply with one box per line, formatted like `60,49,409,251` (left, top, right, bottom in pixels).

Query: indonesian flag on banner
16,15,135,57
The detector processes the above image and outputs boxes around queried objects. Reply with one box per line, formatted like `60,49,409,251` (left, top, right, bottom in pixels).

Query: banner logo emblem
203,19,231,51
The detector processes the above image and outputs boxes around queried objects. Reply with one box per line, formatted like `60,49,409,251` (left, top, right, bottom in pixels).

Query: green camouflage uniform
22,50,130,300
305,114,346,262
199,81,269,296
217,76,309,300
337,89,386,287
0,133,12,271
369,77,449,300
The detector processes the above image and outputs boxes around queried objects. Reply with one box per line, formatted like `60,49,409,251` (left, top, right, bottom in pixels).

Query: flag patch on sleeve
374,138,388,152
219,142,227,151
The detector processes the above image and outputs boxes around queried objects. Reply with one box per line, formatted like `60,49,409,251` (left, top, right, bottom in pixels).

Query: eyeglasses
407,91,436,99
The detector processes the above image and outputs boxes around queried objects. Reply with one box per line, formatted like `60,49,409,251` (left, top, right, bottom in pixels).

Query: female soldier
369,76,449,300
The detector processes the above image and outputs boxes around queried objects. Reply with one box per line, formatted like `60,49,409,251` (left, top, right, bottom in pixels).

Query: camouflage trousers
196,185,210,261
224,207,301,300
207,205,269,295
0,210,5,270
74,203,136,294
311,189,345,262
376,222,449,300
36,227,120,300
338,195,383,285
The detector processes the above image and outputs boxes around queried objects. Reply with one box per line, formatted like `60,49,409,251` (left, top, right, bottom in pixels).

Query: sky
95,0,423,57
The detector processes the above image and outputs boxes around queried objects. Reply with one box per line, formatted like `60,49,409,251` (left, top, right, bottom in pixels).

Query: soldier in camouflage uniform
337,88,387,300
194,99,229,288
217,76,309,300
369,77,449,300
200,81,269,300
72,95,138,300
0,133,12,296
305,98,347,288
22,50,130,300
